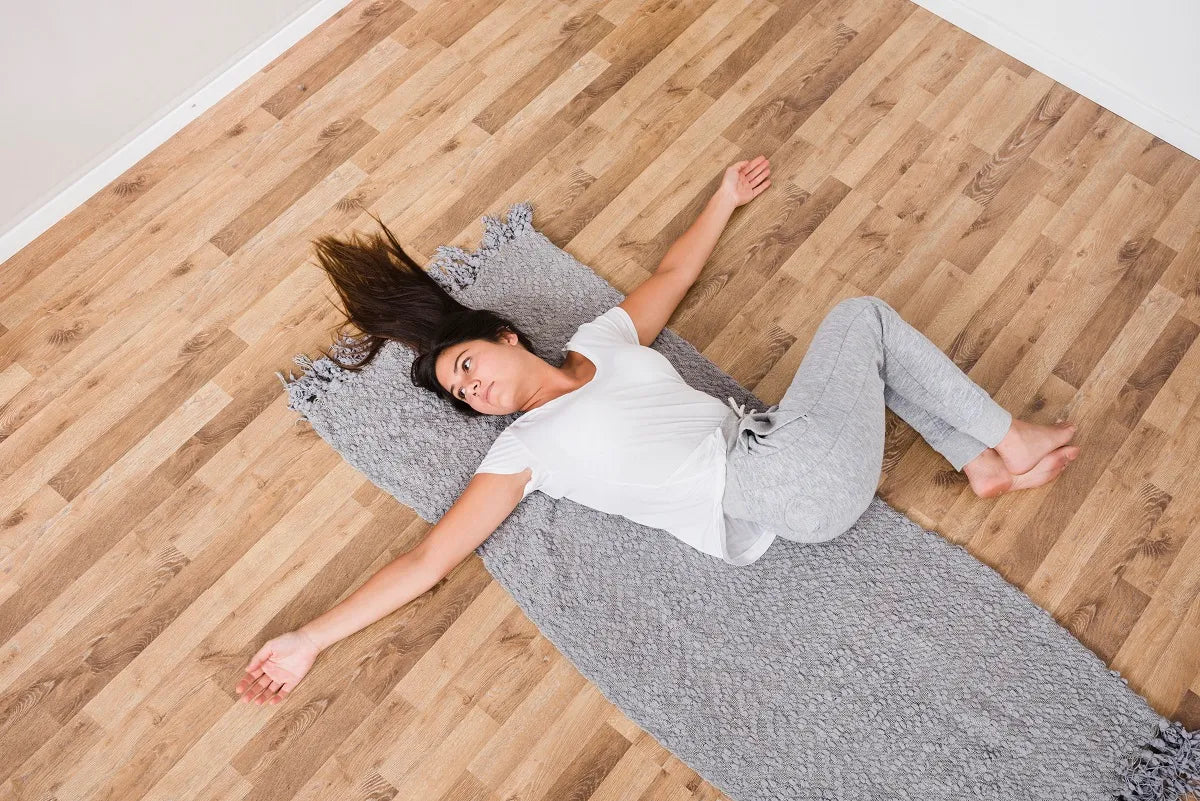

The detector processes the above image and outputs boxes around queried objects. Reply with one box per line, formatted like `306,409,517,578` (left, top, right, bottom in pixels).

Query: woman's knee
835,294,893,316
783,494,849,543
828,296,899,342
779,516,853,545
784,485,874,544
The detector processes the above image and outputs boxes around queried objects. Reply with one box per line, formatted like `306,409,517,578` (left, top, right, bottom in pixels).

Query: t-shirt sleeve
474,429,545,498
563,305,640,352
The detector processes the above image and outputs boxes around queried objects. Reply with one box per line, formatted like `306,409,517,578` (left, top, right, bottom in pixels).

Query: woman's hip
723,445,881,543
720,387,885,543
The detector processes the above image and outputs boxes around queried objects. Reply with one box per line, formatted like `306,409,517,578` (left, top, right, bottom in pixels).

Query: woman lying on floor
236,157,1079,705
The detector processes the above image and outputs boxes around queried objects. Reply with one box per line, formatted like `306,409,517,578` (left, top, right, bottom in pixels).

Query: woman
236,157,1080,705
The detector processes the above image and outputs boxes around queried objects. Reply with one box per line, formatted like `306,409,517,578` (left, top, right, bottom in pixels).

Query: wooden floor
2,0,1199,798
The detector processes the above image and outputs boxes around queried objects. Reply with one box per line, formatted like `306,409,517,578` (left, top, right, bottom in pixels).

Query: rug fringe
275,330,367,422
1117,718,1200,800
426,201,534,294
276,201,535,418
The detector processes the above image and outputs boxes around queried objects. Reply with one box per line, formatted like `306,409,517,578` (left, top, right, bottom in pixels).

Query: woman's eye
458,358,471,399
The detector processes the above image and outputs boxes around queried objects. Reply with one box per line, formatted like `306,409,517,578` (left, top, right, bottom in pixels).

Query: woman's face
434,331,528,415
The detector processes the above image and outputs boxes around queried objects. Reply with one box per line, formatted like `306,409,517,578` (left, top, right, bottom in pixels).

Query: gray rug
278,202,1199,800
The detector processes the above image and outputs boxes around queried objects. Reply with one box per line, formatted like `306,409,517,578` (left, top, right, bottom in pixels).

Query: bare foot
994,418,1078,475
1007,445,1080,492
963,448,1013,498
963,445,1080,498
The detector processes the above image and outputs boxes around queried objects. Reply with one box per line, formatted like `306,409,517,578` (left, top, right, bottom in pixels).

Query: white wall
0,0,346,260
909,0,1199,155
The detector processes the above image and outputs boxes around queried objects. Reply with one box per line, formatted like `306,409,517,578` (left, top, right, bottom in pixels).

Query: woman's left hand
718,156,771,208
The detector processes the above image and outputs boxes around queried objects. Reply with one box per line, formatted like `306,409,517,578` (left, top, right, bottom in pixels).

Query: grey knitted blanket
278,202,1198,800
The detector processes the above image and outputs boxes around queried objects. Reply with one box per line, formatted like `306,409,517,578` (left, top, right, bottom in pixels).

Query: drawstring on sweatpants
725,397,777,454
725,396,752,420
724,396,812,455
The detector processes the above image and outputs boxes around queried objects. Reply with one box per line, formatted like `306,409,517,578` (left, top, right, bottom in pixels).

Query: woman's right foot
994,418,1079,475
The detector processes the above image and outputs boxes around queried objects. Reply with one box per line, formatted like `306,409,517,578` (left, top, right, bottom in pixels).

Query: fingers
256,679,285,705
235,665,263,696
238,670,291,705
235,643,270,697
746,169,770,195
241,643,271,677
238,670,272,703
737,156,770,198
740,155,768,175
251,674,292,705
236,655,297,705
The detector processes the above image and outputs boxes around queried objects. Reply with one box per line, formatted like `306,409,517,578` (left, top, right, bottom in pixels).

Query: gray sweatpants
719,295,1013,545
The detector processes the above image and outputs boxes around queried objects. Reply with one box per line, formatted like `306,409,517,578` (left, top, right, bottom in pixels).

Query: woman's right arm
235,468,531,704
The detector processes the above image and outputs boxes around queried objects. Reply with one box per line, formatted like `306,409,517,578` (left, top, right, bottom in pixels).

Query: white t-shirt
473,305,776,566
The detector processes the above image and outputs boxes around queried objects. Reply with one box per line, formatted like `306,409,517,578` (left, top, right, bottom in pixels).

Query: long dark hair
309,212,535,417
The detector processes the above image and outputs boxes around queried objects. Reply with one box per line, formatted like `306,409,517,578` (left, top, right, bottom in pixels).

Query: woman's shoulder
561,348,597,377
566,305,640,350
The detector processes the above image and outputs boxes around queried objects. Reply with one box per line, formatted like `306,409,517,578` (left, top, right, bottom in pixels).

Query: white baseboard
908,0,1200,160
0,0,355,265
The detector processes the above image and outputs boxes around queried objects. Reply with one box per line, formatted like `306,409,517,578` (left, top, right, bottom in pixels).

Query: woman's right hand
235,629,322,705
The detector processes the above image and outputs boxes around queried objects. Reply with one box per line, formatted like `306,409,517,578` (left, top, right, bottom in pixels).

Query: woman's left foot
963,447,1014,498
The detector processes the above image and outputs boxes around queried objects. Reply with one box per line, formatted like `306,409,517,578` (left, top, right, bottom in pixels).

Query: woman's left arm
657,156,772,279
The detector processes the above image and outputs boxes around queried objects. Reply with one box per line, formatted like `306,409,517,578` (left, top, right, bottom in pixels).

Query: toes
1053,447,1078,470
